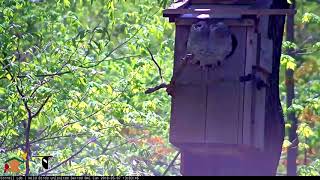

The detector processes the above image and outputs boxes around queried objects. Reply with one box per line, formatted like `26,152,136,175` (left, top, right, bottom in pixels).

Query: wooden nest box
163,0,294,154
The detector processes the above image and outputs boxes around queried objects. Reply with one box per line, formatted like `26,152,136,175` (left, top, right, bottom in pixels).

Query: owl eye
195,23,203,29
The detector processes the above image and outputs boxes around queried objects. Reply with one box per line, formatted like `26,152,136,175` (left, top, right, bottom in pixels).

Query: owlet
186,21,210,65
206,22,233,68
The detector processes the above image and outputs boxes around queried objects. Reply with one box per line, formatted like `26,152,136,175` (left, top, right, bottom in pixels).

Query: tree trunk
286,0,298,176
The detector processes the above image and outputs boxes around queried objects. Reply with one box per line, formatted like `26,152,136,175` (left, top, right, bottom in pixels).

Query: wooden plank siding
169,25,207,145
243,26,257,147
206,26,247,144
170,19,266,151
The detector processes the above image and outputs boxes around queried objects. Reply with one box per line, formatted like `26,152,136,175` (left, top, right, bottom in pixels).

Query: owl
187,21,233,69
205,22,233,68
186,21,210,65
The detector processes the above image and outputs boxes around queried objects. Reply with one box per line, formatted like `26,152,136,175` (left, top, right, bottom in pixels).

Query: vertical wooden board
254,14,270,150
170,25,207,145
258,16,269,37
259,16,273,73
205,27,246,144
253,74,266,150
170,85,207,144
243,27,257,146
260,37,273,73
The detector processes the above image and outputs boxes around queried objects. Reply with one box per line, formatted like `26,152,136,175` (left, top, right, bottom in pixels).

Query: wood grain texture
169,25,207,145
253,72,267,150
206,26,246,144
260,37,273,73
166,0,289,176
176,18,254,26
243,27,257,147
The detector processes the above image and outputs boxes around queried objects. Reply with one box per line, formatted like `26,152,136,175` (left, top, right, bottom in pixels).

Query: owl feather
186,21,210,65
206,22,233,68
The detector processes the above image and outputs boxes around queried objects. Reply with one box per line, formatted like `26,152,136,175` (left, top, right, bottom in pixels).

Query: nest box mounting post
162,0,295,176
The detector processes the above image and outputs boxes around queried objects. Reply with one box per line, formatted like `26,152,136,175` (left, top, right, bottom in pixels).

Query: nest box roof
163,0,294,22
189,0,257,5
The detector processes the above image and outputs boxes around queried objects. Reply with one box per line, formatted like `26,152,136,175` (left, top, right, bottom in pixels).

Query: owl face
191,21,209,34
187,21,233,69
210,22,231,38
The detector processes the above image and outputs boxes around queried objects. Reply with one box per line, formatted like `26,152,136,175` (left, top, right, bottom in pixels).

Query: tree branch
101,140,112,155
37,127,49,138
17,71,72,79
0,135,7,149
15,78,51,176
29,75,132,145
78,26,143,69
38,137,96,176
31,133,87,144
16,83,33,176
0,61,14,79
145,83,168,94
146,47,163,81
162,152,180,176
31,95,51,118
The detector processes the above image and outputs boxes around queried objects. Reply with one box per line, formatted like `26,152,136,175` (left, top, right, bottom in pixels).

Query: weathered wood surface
180,149,269,176
169,25,207,144
206,26,246,144
243,26,256,147
170,20,268,150
176,18,254,26
190,0,256,4
253,71,267,150
166,0,289,176
163,8,296,17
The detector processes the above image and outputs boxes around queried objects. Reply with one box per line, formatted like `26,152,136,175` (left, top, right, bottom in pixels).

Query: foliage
299,159,320,176
278,0,320,176
0,0,320,176
0,0,178,176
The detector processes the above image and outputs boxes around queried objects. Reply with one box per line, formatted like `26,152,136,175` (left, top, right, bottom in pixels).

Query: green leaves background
0,0,177,176
0,0,320,176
